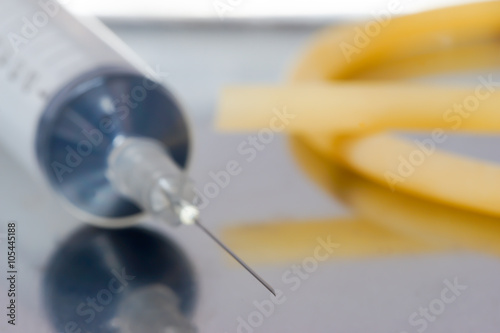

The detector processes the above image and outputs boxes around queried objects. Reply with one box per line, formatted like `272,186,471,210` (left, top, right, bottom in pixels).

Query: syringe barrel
0,0,190,226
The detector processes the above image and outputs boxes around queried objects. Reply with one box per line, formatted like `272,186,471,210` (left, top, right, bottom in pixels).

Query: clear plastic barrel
0,0,191,226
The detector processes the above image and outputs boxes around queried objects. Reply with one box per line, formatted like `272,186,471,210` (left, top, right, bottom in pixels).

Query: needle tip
193,219,275,296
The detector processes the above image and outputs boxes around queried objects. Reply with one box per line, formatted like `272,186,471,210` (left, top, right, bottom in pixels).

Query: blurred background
1,0,500,332
65,0,481,20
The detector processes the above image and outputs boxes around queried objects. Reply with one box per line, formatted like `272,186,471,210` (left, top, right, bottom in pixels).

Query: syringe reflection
43,226,197,333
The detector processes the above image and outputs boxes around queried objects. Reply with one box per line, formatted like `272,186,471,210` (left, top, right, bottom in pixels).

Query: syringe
0,0,274,295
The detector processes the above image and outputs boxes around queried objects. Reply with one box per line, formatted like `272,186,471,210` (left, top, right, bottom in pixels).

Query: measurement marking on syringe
0,53,7,66
7,60,24,81
38,90,48,100
22,71,37,92
0,55,7,67
0,39,12,68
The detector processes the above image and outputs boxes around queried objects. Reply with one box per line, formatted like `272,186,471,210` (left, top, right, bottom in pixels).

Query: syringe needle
193,218,276,296
158,182,275,296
